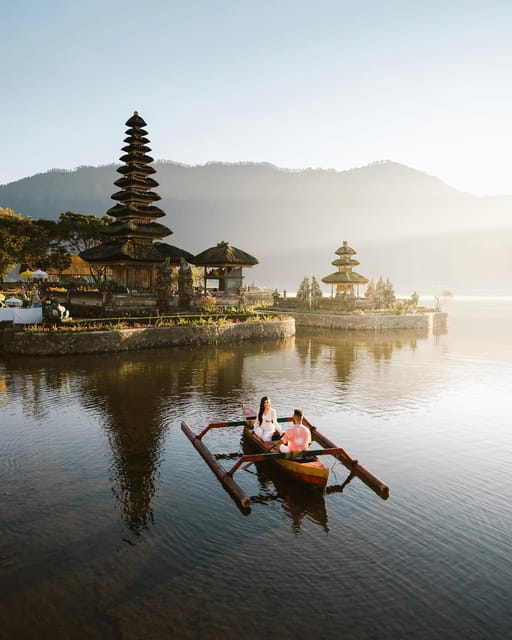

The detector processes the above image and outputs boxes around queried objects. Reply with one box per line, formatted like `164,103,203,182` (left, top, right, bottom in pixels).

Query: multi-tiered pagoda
80,112,192,290
321,240,369,297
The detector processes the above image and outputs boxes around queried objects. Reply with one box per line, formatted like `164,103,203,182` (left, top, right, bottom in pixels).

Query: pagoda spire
106,111,171,241
80,112,193,291
321,240,369,297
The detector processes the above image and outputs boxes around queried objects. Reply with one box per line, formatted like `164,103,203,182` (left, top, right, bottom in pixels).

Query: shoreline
0,311,448,356
288,311,448,331
0,318,296,356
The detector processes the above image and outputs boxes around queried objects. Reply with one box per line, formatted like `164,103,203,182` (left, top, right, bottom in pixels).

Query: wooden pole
181,421,252,511
305,420,389,500
197,420,247,439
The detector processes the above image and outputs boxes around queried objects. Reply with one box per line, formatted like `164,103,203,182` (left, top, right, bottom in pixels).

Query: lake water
1,298,511,639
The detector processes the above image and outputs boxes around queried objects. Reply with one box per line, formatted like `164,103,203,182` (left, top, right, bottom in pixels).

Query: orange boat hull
243,422,329,489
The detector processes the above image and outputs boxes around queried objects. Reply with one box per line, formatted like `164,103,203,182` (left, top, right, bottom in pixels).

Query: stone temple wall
0,318,296,356
289,311,448,332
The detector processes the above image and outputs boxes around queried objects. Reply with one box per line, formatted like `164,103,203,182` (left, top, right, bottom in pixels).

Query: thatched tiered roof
322,270,369,285
322,240,368,292
46,255,90,277
106,111,168,224
81,241,193,265
192,241,258,267
334,241,356,256
80,112,192,275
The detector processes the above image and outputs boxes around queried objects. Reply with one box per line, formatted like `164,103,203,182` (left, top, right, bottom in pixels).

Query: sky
2,0,512,195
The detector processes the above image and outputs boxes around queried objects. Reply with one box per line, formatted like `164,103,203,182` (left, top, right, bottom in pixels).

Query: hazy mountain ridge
1,161,510,293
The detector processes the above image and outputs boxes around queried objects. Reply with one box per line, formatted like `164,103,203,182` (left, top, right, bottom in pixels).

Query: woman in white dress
253,396,282,442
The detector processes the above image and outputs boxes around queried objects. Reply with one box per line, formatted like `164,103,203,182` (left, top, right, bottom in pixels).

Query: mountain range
1,160,511,294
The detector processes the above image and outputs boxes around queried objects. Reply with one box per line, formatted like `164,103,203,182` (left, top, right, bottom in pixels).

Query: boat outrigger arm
181,417,389,512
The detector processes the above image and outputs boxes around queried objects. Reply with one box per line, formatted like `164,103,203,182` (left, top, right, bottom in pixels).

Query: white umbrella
5,297,23,307
31,269,48,279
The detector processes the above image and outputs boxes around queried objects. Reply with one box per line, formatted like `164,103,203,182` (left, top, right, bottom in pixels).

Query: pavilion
192,241,258,295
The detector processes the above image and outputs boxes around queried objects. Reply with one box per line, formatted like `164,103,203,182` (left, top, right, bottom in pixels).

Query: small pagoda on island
321,240,369,297
80,111,192,290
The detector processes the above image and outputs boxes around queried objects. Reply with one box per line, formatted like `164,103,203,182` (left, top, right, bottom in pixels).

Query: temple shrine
80,112,192,290
321,240,369,296
193,241,258,294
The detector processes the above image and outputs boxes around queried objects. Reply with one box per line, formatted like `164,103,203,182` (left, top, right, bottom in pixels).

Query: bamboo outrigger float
181,407,389,512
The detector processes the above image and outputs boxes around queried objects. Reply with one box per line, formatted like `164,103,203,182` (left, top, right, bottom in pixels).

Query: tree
46,246,72,276
296,276,311,310
365,279,375,302
370,276,396,309
383,278,396,307
374,277,385,309
337,288,356,311
21,218,61,270
310,276,323,309
57,211,111,254
435,289,453,311
0,208,27,280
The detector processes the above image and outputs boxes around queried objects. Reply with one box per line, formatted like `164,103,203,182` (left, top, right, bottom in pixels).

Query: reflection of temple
85,359,170,533
296,332,357,382
79,349,248,533
65,340,294,534
298,328,430,385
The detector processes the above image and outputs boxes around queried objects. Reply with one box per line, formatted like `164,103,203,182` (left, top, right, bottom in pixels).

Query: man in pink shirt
273,409,311,454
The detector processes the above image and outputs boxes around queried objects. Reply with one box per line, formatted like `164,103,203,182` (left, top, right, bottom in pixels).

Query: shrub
196,293,216,313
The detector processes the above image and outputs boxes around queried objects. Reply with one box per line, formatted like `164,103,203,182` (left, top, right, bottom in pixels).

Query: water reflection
0,328,431,534
0,328,424,534
0,339,295,535
296,327,433,381
241,433,329,532
79,341,294,534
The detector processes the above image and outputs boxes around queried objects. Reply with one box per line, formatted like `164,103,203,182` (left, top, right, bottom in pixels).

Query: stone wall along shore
0,318,296,356
289,311,448,331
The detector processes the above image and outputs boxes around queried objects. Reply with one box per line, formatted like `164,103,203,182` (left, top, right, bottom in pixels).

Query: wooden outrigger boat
242,405,330,489
181,405,389,512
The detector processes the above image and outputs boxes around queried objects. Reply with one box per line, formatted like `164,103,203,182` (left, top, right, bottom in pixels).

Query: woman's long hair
258,396,269,425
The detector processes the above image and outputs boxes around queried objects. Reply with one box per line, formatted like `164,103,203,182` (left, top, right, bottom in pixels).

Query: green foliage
366,276,396,309
45,246,72,275
365,279,375,301
296,276,311,310
0,208,26,279
0,209,114,283
434,289,453,311
196,293,217,312
57,211,111,254
21,310,280,333
0,209,74,276
99,279,129,293
336,289,356,311
310,276,323,310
